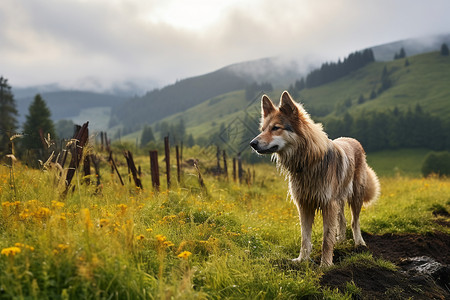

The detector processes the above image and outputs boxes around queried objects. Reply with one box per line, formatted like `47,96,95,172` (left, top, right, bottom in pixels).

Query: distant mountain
109,68,250,130
110,57,304,131
222,57,303,88
372,33,450,61
15,90,127,124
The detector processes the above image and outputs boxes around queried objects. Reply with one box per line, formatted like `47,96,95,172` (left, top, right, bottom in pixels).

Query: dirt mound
363,231,450,264
320,232,450,299
321,261,447,299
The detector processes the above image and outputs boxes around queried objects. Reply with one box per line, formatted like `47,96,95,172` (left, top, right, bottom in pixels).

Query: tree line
324,105,450,152
0,77,56,166
292,49,375,90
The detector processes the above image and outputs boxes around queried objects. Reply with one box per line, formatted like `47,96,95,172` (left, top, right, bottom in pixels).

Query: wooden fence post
108,151,124,186
176,145,181,183
193,159,207,194
100,131,104,152
124,150,143,189
216,146,221,175
149,150,160,191
164,136,171,189
63,122,89,197
223,150,228,180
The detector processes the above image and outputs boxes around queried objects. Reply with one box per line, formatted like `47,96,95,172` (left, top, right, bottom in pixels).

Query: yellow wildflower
34,207,51,218
14,243,34,251
146,228,153,232
136,234,145,241
177,251,192,259
163,241,175,247
117,204,127,211
1,247,21,257
156,234,166,242
51,201,65,209
57,244,69,251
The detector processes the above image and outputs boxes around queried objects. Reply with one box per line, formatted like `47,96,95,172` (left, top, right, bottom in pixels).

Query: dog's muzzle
250,139,278,154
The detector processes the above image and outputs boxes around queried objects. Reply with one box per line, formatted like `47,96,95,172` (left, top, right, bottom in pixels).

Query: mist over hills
372,33,450,61
14,90,126,126
10,33,450,135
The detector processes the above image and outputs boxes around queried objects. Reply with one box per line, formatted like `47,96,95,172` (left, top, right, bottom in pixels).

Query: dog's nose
250,139,259,149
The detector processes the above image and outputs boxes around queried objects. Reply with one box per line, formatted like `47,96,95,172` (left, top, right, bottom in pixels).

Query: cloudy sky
1,0,450,92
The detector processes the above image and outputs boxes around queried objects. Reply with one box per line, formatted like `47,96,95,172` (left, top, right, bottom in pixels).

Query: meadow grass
1,153,449,299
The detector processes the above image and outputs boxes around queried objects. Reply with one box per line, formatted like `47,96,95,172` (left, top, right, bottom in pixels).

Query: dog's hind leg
293,205,315,263
321,201,339,266
350,199,366,247
336,200,346,243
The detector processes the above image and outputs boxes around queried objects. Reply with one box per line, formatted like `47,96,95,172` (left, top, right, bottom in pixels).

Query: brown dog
250,91,380,266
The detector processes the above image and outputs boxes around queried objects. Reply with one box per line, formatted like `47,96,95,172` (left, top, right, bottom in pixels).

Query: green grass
366,148,430,177
1,149,449,298
300,52,450,119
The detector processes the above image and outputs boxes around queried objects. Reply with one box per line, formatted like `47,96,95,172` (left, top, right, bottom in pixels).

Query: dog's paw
320,260,334,267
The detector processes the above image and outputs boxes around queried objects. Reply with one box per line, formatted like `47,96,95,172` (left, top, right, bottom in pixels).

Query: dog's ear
279,91,298,117
261,95,275,117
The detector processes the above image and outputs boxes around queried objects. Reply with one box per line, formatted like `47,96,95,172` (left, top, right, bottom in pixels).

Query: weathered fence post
100,131,104,151
83,152,91,185
149,150,160,191
164,136,171,189
193,159,207,194
124,150,143,189
223,150,228,181
62,122,89,197
90,154,101,187
108,151,124,186
176,145,181,183
216,146,221,175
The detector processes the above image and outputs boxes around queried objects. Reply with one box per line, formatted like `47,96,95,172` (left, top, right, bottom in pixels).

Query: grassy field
1,148,449,299
366,148,430,177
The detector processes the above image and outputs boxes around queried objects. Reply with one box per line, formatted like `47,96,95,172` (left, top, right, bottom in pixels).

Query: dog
250,91,380,266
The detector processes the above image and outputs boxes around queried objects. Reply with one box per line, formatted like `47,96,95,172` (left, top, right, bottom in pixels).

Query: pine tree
441,43,449,56
0,77,19,157
140,125,155,147
22,94,56,151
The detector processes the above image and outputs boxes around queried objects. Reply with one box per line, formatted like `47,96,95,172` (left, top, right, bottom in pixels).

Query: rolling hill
127,51,450,156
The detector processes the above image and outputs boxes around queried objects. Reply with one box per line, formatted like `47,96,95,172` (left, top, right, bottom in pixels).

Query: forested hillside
135,50,450,157
109,68,250,132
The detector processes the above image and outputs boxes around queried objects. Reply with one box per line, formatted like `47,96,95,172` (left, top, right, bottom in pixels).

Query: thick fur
250,91,380,266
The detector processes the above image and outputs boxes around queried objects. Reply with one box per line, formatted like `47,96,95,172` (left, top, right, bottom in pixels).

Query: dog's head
250,91,307,155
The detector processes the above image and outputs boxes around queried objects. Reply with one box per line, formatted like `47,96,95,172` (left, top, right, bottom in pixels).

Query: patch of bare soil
320,231,450,299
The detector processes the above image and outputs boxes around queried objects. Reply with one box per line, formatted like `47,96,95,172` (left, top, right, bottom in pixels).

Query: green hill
120,50,450,162
109,68,250,131
298,51,450,120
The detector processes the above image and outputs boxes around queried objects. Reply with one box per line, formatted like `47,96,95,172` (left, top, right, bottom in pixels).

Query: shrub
421,151,450,177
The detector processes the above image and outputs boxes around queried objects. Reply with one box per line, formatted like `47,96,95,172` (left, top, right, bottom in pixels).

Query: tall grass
1,155,449,298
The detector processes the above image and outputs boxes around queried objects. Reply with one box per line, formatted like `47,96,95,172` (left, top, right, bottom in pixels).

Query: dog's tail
363,167,380,205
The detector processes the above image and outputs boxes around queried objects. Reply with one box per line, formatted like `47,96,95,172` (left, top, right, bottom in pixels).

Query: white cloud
1,0,449,91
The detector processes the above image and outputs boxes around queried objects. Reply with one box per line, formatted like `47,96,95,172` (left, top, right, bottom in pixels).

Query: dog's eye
272,125,281,131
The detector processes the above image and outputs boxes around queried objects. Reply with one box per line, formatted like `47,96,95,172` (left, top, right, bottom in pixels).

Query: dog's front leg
321,201,338,266
336,200,346,242
293,205,315,263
